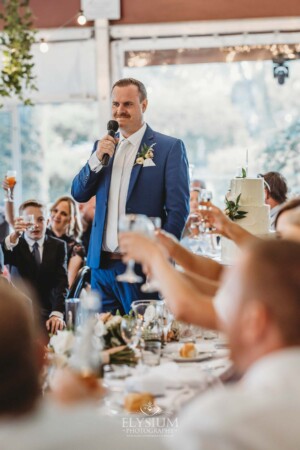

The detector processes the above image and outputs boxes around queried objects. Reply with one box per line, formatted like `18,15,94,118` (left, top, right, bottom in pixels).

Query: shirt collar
270,203,283,218
119,122,147,147
24,234,45,248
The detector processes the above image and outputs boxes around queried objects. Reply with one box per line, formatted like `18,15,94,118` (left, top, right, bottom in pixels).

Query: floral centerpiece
48,312,138,370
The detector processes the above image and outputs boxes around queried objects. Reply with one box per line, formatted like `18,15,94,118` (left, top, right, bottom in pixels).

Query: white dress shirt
270,203,284,230
89,123,147,252
172,348,300,450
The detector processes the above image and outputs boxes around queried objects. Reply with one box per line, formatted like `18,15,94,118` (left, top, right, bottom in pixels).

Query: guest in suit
72,78,189,314
1,200,68,334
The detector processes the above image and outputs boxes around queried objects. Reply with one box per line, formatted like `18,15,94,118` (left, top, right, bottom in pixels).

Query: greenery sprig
0,0,37,107
236,167,247,178
225,193,248,221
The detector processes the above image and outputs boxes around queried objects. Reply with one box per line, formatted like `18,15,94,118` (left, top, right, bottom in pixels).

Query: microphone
101,120,119,167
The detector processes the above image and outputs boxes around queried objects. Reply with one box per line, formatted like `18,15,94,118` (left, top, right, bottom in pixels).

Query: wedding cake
221,177,270,264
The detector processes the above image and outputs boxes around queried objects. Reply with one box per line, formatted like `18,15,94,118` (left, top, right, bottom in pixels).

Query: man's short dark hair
19,200,46,216
260,171,288,204
112,78,147,102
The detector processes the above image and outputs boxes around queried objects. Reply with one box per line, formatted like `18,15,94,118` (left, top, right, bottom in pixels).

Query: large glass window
2,102,99,206
124,59,300,204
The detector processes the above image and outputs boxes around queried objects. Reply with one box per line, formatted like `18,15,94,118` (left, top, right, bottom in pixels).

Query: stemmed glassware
116,214,155,283
140,216,161,293
120,316,143,351
5,170,17,202
198,190,220,257
198,189,213,232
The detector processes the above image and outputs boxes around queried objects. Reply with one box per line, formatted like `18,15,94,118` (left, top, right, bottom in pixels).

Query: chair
67,265,91,299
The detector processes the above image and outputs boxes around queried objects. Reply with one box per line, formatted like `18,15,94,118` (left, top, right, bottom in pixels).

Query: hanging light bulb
39,38,49,53
77,10,87,26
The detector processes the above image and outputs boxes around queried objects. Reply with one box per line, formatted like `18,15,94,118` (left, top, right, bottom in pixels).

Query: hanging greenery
0,0,37,106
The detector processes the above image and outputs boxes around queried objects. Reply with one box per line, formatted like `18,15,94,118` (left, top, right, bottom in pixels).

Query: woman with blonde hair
47,195,84,287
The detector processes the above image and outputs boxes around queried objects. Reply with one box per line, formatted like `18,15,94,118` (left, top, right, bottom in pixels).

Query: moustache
115,114,130,118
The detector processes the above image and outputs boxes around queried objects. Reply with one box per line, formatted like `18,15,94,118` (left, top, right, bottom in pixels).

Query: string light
77,10,87,26
39,38,49,53
221,43,300,62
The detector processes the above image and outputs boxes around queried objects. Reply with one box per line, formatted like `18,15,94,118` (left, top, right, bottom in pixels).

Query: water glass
141,340,162,366
65,298,81,330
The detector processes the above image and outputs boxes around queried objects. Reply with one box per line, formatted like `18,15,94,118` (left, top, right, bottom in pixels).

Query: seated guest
47,196,85,287
259,171,288,229
0,282,165,450
78,196,96,255
1,200,68,334
2,187,84,288
172,240,300,450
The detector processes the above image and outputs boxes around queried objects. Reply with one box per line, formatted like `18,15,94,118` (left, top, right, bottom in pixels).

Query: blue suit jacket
71,125,190,268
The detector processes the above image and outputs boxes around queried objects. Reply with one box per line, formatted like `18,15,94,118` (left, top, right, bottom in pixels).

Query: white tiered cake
221,177,270,264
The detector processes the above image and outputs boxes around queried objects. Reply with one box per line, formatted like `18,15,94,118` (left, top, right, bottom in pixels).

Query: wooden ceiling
1,0,300,28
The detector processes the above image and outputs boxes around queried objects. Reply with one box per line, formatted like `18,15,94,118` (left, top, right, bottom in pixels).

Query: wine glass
120,316,143,350
5,170,17,202
141,216,161,293
116,214,155,283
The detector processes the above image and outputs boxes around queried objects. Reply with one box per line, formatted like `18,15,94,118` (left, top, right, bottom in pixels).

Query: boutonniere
135,143,156,167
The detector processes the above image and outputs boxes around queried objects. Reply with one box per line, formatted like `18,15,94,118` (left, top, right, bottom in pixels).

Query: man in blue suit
71,78,189,313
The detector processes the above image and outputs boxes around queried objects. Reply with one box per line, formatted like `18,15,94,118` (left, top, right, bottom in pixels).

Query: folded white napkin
125,362,209,395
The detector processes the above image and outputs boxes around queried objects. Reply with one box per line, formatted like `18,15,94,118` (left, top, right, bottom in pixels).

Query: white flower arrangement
135,143,156,167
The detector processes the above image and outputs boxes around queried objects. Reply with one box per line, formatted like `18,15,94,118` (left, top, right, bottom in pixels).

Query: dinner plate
168,351,215,363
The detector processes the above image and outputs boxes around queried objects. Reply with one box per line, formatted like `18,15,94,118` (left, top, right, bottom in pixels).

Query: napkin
124,362,209,395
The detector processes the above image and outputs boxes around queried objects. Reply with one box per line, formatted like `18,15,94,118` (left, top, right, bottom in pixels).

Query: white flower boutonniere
135,143,156,167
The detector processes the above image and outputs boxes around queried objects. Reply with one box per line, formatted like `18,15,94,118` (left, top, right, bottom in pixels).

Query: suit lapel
126,125,155,202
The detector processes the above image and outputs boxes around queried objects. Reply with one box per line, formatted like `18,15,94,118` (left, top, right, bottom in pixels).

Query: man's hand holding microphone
96,120,119,166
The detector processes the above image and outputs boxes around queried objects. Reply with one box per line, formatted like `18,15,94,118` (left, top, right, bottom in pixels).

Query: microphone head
107,120,119,132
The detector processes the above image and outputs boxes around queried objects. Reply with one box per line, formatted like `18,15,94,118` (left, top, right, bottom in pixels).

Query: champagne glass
141,216,161,293
199,190,213,233
116,214,155,283
5,170,17,202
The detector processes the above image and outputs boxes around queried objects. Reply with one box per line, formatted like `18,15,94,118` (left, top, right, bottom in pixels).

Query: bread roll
124,392,155,413
179,342,197,358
